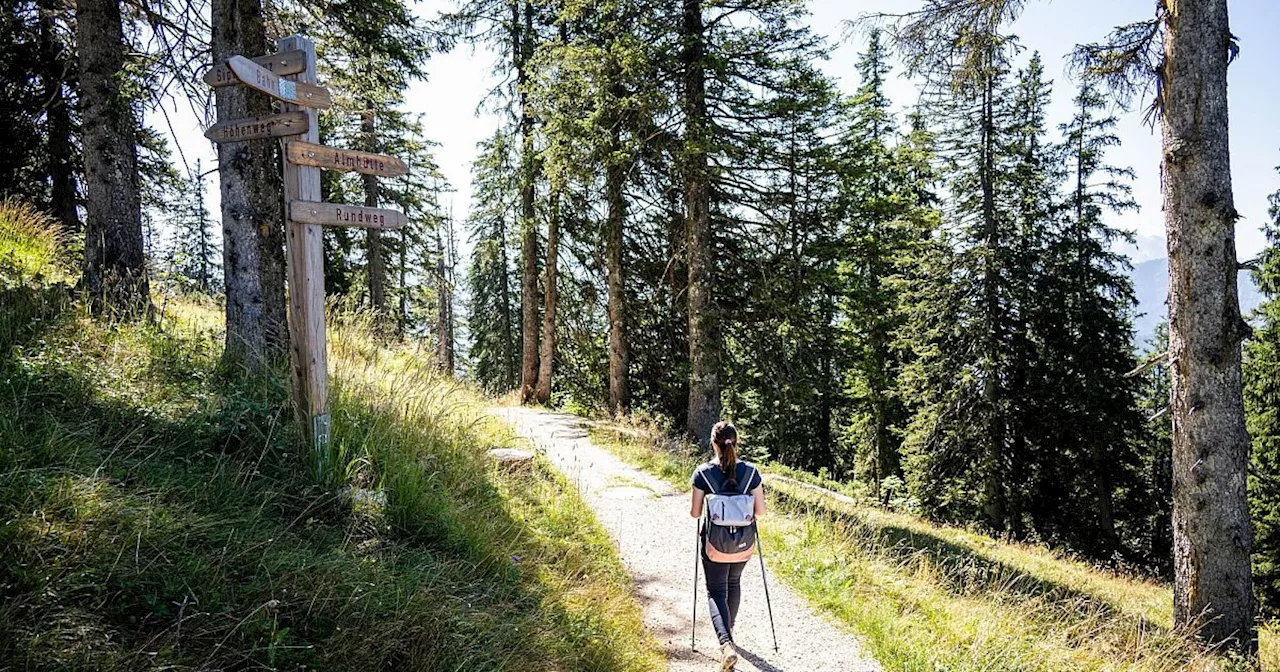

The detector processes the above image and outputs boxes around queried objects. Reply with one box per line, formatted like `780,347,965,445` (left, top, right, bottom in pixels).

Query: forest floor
492,406,882,672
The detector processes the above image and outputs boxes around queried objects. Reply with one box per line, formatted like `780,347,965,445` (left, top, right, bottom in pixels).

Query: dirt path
491,407,881,672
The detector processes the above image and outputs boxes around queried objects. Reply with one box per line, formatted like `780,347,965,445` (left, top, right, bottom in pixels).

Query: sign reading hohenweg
204,112,309,143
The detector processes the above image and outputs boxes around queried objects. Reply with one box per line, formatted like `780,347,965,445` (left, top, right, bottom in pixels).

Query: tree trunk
1163,0,1255,651
435,221,454,376
196,160,210,293
499,213,516,390
516,0,540,403
682,0,718,448
535,188,559,403
362,105,386,330
606,140,630,416
212,0,288,370
77,0,148,317
978,65,1005,532
39,0,79,234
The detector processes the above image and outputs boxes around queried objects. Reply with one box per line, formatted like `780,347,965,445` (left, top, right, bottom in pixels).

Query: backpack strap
740,465,758,495
698,467,722,496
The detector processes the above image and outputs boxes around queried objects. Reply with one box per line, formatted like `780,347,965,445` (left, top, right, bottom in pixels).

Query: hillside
584,419,1280,672
1132,258,1263,346
0,222,660,670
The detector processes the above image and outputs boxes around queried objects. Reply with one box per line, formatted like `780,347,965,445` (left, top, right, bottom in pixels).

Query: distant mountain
1130,258,1264,348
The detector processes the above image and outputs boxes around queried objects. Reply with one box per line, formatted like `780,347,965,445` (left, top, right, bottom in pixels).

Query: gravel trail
491,407,881,672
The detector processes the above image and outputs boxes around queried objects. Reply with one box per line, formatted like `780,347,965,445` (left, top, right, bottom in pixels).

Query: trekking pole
756,526,779,653
691,519,700,651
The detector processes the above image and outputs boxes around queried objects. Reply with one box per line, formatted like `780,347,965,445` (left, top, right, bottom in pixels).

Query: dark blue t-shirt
691,460,763,495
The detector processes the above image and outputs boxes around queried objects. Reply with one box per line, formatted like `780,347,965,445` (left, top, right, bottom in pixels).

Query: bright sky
149,0,1280,262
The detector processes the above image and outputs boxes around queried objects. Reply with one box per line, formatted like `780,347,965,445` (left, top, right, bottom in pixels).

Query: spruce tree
898,35,1019,530
466,130,522,393
167,161,222,294
1030,78,1144,558
1245,172,1280,616
838,30,937,492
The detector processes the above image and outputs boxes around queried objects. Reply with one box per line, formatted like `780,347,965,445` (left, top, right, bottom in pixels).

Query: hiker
690,421,766,671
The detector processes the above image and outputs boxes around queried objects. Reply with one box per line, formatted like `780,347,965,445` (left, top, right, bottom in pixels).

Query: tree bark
39,0,79,234
535,188,559,403
77,0,148,316
516,0,540,403
212,0,288,370
1163,0,1255,651
362,105,386,330
682,0,718,448
435,219,456,376
606,138,630,416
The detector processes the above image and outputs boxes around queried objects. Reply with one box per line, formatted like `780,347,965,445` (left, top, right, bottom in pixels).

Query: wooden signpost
285,141,409,177
203,50,306,87
203,35,411,458
226,55,332,109
289,201,407,229
204,111,308,143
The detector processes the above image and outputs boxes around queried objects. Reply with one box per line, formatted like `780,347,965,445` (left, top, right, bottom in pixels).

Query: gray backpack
700,464,758,562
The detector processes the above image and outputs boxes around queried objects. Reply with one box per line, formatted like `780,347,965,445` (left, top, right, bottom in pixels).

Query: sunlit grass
586,420,1275,671
0,198,72,286
0,285,660,670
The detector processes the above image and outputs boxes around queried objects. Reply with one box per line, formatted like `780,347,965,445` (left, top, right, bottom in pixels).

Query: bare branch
1125,349,1169,378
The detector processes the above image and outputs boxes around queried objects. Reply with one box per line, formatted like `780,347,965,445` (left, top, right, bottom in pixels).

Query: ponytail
711,421,739,484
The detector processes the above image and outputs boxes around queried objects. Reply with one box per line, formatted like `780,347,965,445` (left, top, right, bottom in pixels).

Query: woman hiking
690,421,766,671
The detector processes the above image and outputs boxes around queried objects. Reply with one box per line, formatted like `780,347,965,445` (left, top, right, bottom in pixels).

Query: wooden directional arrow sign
285,141,409,177
205,112,309,143
226,55,332,109
204,50,306,88
289,200,405,230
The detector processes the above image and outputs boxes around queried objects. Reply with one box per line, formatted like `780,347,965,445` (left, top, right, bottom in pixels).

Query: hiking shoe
719,642,739,671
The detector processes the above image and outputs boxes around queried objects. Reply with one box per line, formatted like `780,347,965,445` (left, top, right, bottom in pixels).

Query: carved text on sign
225,56,332,109
288,200,406,230
285,141,409,177
204,112,309,143
204,50,306,87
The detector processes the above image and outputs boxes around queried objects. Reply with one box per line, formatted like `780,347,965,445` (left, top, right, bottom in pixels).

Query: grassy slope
0,280,660,670
586,421,1279,672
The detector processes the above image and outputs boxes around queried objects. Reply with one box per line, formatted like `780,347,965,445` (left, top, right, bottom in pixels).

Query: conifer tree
212,0,287,370
466,130,521,393
77,0,149,317
898,34,1019,530
1245,174,1280,616
167,161,222,294
1029,77,1144,557
838,30,937,492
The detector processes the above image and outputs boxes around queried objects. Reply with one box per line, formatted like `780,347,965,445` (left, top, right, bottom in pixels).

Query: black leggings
702,556,747,645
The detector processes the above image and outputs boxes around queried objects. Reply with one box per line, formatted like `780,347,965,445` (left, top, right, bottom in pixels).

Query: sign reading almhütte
285,141,409,177
289,200,406,230
204,50,306,88
204,112,309,143
226,55,332,109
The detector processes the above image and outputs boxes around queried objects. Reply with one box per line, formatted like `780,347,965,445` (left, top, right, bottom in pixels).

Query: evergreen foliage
1246,172,1280,616
466,130,522,393
163,161,222,294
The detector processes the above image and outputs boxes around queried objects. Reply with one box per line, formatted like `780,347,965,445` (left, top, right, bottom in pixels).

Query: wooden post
277,34,329,454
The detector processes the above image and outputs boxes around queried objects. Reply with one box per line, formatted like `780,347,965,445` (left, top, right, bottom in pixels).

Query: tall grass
587,422,1276,672
0,281,660,670
0,198,71,286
